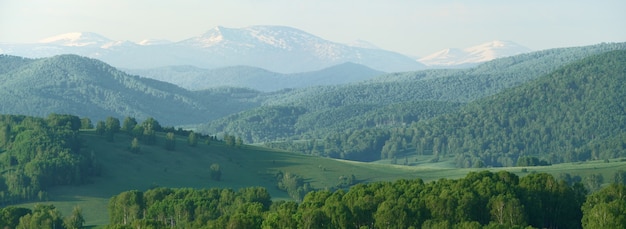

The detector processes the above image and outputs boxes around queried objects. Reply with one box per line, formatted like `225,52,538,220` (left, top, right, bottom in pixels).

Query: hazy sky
1,0,624,56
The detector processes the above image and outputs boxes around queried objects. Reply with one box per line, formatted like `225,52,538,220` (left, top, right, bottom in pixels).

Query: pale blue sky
1,0,624,56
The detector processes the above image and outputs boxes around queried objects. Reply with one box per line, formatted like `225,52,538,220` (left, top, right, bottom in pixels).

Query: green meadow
15,131,626,227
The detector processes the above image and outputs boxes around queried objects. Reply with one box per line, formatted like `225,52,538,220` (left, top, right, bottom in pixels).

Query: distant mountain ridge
0,26,425,73
125,62,385,92
419,40,531,67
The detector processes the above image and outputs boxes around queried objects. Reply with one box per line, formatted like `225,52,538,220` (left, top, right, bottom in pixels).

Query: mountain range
0,26,423,73
1,25,530,73
124,62,384,92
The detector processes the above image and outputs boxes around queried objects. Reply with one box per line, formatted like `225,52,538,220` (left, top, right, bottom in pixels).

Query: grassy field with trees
2,120,624,227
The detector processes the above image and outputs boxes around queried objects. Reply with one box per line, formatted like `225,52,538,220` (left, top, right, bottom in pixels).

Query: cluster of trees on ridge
103,171,626,229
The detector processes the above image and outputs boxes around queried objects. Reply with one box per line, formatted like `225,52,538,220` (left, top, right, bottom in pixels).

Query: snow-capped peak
39,32,112,47
418,40,531,67
182,25,329,50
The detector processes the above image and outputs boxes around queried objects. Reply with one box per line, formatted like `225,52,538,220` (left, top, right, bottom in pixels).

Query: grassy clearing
12,132,626,227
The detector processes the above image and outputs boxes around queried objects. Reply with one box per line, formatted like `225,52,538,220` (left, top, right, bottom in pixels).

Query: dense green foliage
0,204,84,229
581,183,626,228
0,114,99,203
403,49,626,166
104,171,626,229
202,101,461,144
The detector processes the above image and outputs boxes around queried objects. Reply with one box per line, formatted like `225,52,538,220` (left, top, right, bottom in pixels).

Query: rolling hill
0,54,260,125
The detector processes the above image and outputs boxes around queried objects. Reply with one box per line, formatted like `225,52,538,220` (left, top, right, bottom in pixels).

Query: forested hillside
0,55,259,125
259,50,626,165
264,42,626,107
402,49,626,166
201,101,462,144
198,42,626,148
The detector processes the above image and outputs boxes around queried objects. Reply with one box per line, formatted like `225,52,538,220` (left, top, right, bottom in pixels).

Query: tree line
104,171,626,229
0,114,100,204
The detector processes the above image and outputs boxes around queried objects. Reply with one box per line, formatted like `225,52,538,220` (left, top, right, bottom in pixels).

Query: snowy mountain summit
419,40,531,67
175,25,424,72
38,32,113,47
0,25,424,73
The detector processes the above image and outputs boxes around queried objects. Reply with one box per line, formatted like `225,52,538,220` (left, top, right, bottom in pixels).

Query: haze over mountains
0,26,419,73
124,62,385,92
1,25,530,73
418,40,532,67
